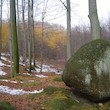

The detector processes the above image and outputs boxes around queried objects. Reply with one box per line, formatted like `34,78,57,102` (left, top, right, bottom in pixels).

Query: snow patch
0,70,7,76
0,67,7,76
28,80,35,82
35,64,63,74
0,61,7,67
22,73,31,76
0,85,44,95
0,58,11,67
1,56,11,63
0,79,23,84
35,74,48,78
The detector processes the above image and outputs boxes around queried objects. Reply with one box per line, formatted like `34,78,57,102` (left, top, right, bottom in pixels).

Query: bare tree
59,0,72,60
22,0,28,67
31,0,36,66
27,0,32,73
66,0,72,59
17,0,21,56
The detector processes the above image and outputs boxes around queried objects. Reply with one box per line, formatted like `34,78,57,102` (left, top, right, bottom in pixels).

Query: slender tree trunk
66,0,72,60
31,0,36,66
9,20,13,77
22,0,27,67
17,0,21,56
0,0,2,60
28,0,32,73
40,12,45,73
10,0,19,76
89,0,101,39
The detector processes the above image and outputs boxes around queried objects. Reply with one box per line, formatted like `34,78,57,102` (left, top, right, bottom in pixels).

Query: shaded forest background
2,18,110,61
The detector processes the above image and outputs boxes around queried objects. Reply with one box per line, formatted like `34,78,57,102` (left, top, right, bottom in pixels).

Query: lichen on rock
62,39,110,102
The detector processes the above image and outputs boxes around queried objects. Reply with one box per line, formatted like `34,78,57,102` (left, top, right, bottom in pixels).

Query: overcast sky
2,0,110,27
46,0,110,27
70,0,110,27
54,0,110,27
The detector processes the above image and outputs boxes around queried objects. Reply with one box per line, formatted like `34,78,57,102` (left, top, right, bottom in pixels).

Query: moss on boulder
62,39,110,102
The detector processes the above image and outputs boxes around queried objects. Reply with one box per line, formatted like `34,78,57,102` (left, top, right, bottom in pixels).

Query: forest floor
0,53,110,110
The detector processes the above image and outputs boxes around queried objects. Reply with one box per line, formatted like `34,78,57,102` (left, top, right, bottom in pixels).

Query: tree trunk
66,0,72,60
22,0,27,67
28,0,32,73
17,0,21,56
40,12,45,73
0,0,2,60
31,0,36,66
10,0,19,76
89,0,101,39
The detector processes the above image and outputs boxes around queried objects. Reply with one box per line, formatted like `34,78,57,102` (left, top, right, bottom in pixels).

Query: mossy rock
62,39,110,102
0,102,15,110
45,97,78,110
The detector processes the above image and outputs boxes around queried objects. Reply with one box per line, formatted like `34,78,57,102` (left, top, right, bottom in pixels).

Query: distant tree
89,0,101,39
31,0,36,66
27,0,32,73
66,0,72,59
17,0,21,56
10,0,19,76
22,0,27,67
59,0,72,60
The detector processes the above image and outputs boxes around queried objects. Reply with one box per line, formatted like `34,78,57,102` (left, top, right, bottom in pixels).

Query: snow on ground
22,73,31,76
0,61,7,66
0,85,44,95
0,60,10,75
0,79,36,83
28,80,35,82
35,74,48,78
1,53,10,56
0,69,7,76
0,66,7,76
34,64,63,74
0,79,23,84
0,57,11,67
0,54,63,77
1,56,11,64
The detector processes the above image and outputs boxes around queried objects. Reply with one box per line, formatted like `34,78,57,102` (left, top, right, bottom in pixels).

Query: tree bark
89,0,101,39
31,0,36,66
66,0,72,60
17,0,21,56
28,0,32,73
10,0,19,76
22,0,27,67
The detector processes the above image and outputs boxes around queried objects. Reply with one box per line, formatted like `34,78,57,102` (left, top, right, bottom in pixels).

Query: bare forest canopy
1,19,110,60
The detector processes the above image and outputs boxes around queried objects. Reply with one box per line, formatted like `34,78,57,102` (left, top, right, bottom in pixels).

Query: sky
70,0,110,27
52,0,110,27
2,0,110,27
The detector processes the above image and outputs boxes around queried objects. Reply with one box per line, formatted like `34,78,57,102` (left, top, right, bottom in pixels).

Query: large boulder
62,39,110,102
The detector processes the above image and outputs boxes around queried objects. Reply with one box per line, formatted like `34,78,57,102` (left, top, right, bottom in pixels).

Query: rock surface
62,39,110,102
